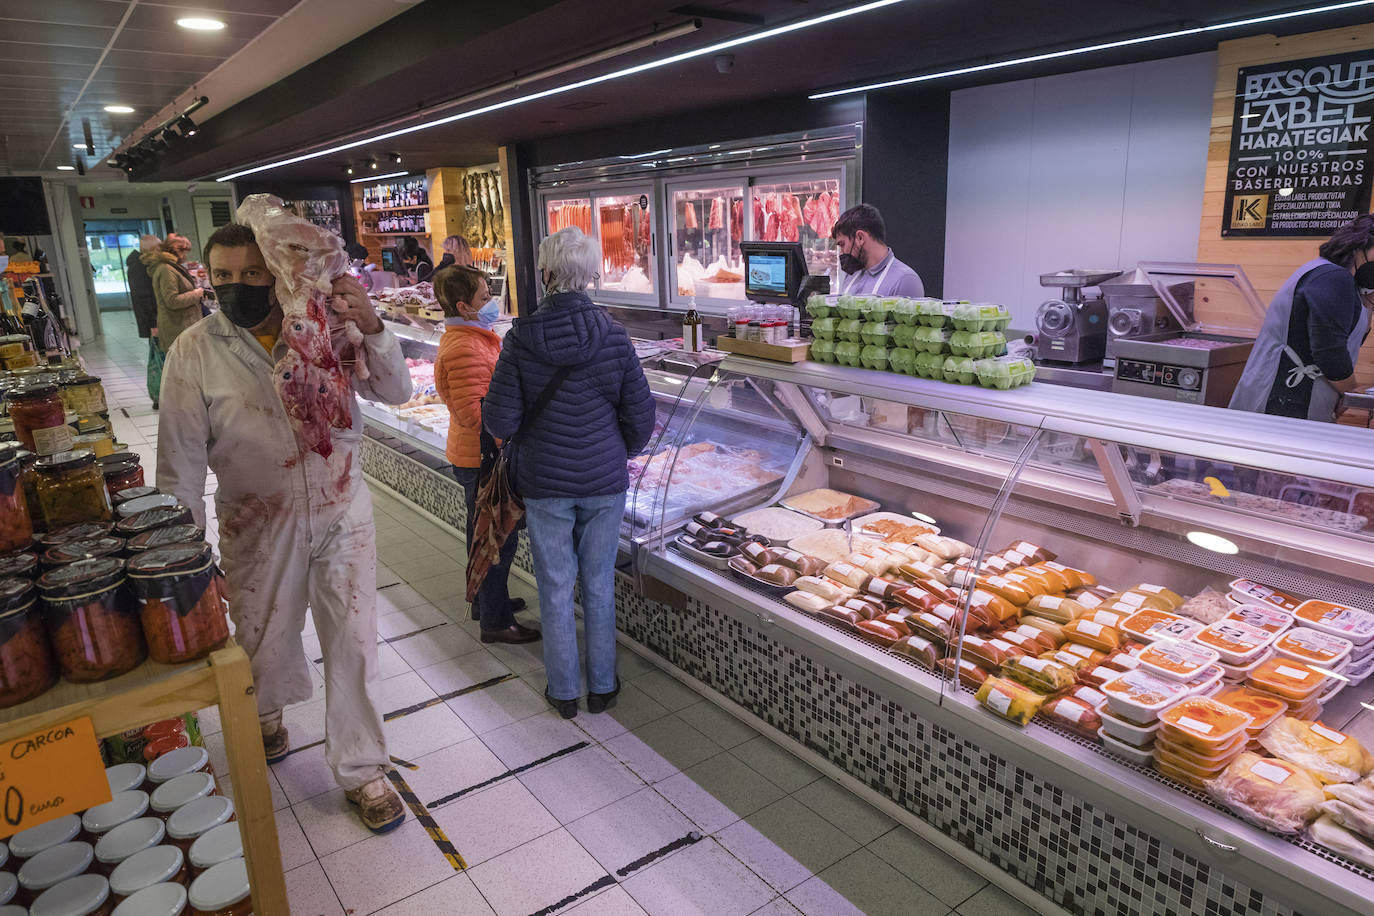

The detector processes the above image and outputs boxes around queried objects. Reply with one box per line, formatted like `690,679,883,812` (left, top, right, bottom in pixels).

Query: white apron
840,254,896,297
1229,257,1368,422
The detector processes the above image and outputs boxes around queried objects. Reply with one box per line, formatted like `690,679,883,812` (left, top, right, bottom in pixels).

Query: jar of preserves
112,882,186,916
146,747,211,785
98,453,140,472
42,538,126,570
0,871,13,903
128,545,229,666
114,506,190,538
103,462,144,501
9,815,81,861
110,486,157,509
72,433,114,460
127,525,205,554
165,798,234,856
93,818,164,876
37,522,115,553
7,385,73,457
17,841,94,906
35,451,112,529
60,377,108,417
186,858,249,916
0,552,38,579
82,790,151,841
108,846,186,902
0,577,58,708
143,735,189,762
150,773,216,819
29,873,113,916
14,449,47,534
186,826,240,877
0,447,33,553
38,557,146,682
143,719,187,744
105,763,147,795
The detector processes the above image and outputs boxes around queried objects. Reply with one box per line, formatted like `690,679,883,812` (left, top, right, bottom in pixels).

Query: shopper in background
433,265,539,645
399,236,434,283
128,234,162,407
484,227,656,719
158,223,412,834
436,235,474,273
1231,214,1374,422
143,233,205,353
831,203,924,297
5,240,33,264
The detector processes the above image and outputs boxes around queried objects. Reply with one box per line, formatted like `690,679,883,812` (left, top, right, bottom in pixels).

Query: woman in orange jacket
433,266,540,644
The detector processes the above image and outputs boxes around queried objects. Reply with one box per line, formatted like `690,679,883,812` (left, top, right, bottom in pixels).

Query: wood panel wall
1197,24,1374,400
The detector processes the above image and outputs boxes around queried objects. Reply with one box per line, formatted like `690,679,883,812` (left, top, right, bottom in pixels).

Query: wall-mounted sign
110,207,128,214
79,196,94,209
1222,50,1374,237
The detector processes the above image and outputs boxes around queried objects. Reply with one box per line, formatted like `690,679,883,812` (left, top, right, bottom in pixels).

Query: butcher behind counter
157,221,413,834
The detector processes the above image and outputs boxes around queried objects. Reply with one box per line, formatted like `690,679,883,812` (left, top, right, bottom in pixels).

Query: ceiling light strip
809,0,1374,99
216,0,907,181
350,170,409,183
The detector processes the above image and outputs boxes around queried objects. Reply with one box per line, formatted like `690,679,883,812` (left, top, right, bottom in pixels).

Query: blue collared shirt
840,250,925,297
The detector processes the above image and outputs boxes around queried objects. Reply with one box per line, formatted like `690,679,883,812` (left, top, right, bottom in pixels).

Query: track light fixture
346,164,355,175
389,153,402,164
175,115,198,137
108,95,209,170
367,159,378,170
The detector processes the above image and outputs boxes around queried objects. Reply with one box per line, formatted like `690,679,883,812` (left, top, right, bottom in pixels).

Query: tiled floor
83,311,1025,916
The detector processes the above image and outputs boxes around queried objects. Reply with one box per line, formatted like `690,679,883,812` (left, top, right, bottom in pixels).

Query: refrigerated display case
748,176,841,279
669,183,745,303
626,355,1374,916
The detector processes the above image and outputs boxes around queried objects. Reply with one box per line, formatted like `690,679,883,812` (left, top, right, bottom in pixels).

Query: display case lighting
215,0,906,181
911,511,938,526
809,0,1374,99
1185,531,1240,554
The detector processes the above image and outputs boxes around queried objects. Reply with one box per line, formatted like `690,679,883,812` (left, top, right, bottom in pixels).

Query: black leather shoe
587,677,621,714
481,623,542,645
545,688,578,719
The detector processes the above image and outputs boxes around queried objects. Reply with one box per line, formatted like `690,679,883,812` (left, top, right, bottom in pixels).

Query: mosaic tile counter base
361,435,1299,916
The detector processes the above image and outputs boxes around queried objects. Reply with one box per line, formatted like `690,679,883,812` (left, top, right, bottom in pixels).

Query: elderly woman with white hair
483,227,656,718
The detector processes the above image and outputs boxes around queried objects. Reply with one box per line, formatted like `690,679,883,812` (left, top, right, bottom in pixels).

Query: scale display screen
740,241,806,304
746,253,788,298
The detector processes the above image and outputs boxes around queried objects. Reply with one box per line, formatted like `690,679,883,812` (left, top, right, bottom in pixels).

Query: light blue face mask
477,299,501,329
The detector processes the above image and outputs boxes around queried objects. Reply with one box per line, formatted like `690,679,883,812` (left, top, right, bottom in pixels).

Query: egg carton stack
808,295,898,369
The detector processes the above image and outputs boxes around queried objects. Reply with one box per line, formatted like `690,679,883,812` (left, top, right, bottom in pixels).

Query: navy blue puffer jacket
483,291,656,499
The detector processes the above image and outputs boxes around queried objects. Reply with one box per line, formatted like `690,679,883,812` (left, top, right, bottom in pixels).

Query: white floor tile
378,603,451,639
391,623,483,669
567,787,696,877
482,637,547,675
377,670,440,711
284,860,346,916
273,744,339,804
750,899,804,916
787,849,946,916
715,797,858,894
320,819,459,914
621,837,774,916
404,737,508,807
479,710,588,770
385,703,476,761
292,788,374,859
567,885,650,915
467,828,610,916
429,778,559,867
573,679,671,744
276,806,317,872
371,873,496,915
377,642,413,679
445,677,550,735
376,583,435,613
519,744,644,825
415,651,510,697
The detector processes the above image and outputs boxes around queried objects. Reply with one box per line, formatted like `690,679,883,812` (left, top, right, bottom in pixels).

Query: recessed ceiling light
177,17,226,31
72,143,89,150
1185,531,1239,554
104,105,135,114
56,165,76,171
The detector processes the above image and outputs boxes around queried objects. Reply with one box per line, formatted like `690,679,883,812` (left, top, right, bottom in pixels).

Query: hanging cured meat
780,194,802,242
731,199,743,242
684,201,698,230
707,197,723,231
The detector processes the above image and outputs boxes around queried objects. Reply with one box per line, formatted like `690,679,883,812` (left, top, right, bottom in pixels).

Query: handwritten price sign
0,717,110,839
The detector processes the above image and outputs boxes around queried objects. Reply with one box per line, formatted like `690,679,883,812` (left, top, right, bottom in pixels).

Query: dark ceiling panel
103,47,233,72
123,5,290,38
0,60,100,81
140,0,299,15
0,19,114,47
111,28,249,57
0,41,103,66
0,0,128,28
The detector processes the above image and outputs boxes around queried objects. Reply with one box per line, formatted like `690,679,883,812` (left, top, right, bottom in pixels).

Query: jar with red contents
114,507,193,542
0,447,34,554
6,384,73,457
37,558,146,683
41,538,126,571
127,546,229,666
0,577,58,708
102,463,144,502
143,735,189,762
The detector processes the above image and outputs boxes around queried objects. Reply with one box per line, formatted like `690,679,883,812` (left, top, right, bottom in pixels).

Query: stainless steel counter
1030,361,1114,391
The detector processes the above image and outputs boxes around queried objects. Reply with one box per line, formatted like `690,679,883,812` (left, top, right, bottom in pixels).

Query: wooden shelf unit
0,643,288,913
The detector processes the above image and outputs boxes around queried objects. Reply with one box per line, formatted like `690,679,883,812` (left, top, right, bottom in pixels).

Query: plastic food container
1247,657,1329,700
1152,741,1236,781
166,798,234,855
1121,608,1203,644
187,825,241,877
10,816,82,860
108,846,186,901
187,857,249,915
1100,670,1190,724
1154,758,1211,790
7,384,74,456
127,545,229,666
29,873,113,916
1225,603,1294,637
1097,704,1160,747
1158,697,1253,753
111,881,186,916
1195,620,1275,666
18,842,94,904
110,487,157,509
35,451,112,529
1216,648,1272,683
37,523,115,553
38,557,147,682
1272,627,1353,669
0,576,58,708
0,448,34,554
1138,640,1220,682
83,791,151,839
1212,687,1287,733
94,819,165,876
1292,600,1374,646
1097,727,1156,767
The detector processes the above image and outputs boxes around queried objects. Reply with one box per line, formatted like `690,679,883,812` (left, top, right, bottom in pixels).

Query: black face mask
839,240,865,275
214,283,274,328
1354,260,1374,293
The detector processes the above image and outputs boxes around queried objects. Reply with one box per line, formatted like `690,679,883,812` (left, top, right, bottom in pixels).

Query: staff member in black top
1230,215,1374,421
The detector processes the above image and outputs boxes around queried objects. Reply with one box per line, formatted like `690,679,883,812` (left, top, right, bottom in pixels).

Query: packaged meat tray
731,507,823,542
1213,687,1287,735
1138,639,1219,682
1258,717,1374,784
891,635,940,668
1195,620,1276,666
1099,727,1157,766
781,488,880,522
1098,704,1160,747
1002,654,1076,693
1228,578,1304,614
1206,752,1325,834
1121,608,1205,644
1273,627,1354,669
1247,657,1329,701
976,676,1048,726
1225,603,1294,637
1039,696,1102,739
851,512,940,542
1100,670,1191,724
1158,697,1253,754
1292,599,1374,646
788,530,883,565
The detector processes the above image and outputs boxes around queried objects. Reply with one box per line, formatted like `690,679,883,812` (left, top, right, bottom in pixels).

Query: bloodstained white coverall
157,310,412,789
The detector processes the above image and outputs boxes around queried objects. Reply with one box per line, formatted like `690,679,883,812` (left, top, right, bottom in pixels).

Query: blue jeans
524,492,626,700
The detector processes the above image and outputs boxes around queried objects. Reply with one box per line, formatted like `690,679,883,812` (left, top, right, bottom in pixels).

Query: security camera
714,54,735,74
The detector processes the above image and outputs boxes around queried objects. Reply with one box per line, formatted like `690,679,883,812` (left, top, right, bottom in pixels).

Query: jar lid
146,746,209,784
150,772,214,814
37,556,125,600
0,871,13,904
0,840,8,871
33,450,97,474
9,813,81,857
166,795,233,840
81,789,150,834
108,845,183,898
7,383,59,401
98,452,140,469
115,506,190,536
30,874,109,916
127,544,213,579
61,375,100,387
94,817,164,865
42,537,125,567
101,460,138,480
105,762,146,795
0,553,38,579
111,486,157,505
127,525,205,553
0,905,23,916
187,857,249,910
114,494,178,519
187,823,242,871
142,718,186,741
0,577,35,616
37,522,114,549
73,418,107,436
112,882,187,916
18,841,94,891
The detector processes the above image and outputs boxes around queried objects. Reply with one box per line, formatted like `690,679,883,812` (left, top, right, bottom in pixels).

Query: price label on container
0,717,110,839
